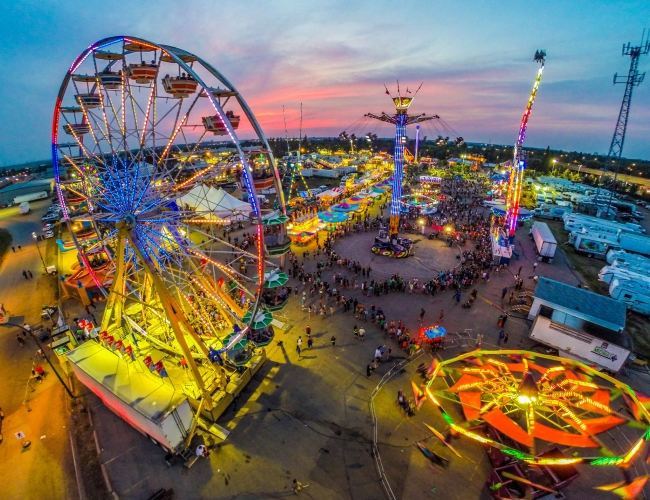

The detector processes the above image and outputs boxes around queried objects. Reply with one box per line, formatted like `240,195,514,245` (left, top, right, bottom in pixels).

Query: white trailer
67,341,195,453
567,227,619,245
618,233,650,258
529,315,630,373
574,232,620,259
562,213,644,234
529,221,557,262
598,265,649,284
609,278,650,316
606,249,650,268
14,191,48,204
533,203,573,220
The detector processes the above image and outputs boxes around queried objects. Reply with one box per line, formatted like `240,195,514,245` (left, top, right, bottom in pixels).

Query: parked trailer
529,221,557,262
534,203,573,220
67,341,195,453
598,265,650,284
567,227,619,245
529,315,630,373
565,223,621,238
562,213,644,234
609,278,650,317
573,232,619,259
606,249,650,268
618,233,650,258
14,191,48,204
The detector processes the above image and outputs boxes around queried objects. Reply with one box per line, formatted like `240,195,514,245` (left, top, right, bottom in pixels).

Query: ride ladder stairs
510,303,531,313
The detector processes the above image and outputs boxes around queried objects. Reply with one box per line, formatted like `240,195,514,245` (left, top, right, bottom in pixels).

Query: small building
527,277,631,373
0,179,54,205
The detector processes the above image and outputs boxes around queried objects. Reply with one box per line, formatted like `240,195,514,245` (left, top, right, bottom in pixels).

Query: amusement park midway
3,34,650,500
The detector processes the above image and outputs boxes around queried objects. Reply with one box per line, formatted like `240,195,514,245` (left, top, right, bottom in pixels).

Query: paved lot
0,200,77,500
67,198,650,500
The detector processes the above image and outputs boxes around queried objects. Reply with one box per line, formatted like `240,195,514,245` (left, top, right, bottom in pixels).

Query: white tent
177,184,215,212
177,185,250,219
208,188,250,215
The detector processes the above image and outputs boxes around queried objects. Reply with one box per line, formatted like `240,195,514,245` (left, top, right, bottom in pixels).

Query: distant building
0,179,54,205
527,277,630,373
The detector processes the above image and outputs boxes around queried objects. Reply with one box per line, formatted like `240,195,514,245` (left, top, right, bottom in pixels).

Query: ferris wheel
52,36,288,410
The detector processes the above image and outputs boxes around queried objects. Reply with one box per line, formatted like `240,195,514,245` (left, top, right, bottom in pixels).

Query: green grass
0,227,13,270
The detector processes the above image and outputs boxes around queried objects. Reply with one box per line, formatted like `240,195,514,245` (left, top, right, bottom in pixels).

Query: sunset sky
1,0,649,165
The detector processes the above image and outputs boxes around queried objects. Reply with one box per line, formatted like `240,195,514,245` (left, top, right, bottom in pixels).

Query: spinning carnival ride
421,351,650,498
53,37,287,416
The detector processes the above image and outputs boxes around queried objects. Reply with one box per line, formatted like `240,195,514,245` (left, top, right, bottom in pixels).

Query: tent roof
208,187,250,212
177,184,249,214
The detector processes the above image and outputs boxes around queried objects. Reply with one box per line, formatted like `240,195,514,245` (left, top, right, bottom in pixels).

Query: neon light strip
159,114,188,160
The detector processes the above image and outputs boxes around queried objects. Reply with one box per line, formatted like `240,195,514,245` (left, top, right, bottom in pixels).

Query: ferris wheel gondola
52,36,288,411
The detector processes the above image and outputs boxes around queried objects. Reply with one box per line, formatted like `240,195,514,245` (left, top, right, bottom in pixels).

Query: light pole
0,323,75,399
32,232,46,272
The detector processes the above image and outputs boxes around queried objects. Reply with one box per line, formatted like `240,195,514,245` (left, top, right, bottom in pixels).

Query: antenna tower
598,31,650,212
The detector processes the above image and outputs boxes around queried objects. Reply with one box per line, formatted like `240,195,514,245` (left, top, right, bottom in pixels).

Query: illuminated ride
420,350,650,497
53,36,288,421
400,193,438,215
365,84,463,258
504,50,546,237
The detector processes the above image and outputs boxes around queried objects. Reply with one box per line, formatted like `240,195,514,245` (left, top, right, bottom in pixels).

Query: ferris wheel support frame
128,224,215,409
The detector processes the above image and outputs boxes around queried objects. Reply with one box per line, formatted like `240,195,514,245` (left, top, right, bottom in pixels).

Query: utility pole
599,32,649,214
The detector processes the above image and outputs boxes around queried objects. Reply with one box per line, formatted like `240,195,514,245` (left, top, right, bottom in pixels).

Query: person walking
475,333,483,347
292,479,303,495
296,343,301,358
533,262,538,271
306,325,311,338
497,314,503,326
11,246,15,253
22,270,28,280
17,335,24,347
501,287,508,299
366,364,372,377
439,309,444,321
498,330,505,345
331,335,336,347
501,314,508,327
353,325,359,340
503,332,509,344
455,292,461,305
17,245,21,251
509,291,514,305
358,327,365,341
297,336,303,349
419,308,425,322
307,337,313,349
28,270,33,279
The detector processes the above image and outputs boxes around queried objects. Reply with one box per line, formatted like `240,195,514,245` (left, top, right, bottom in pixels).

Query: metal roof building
529,277,627,333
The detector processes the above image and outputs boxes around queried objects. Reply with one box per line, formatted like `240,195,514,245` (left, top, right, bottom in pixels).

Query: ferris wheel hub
124,213,136,230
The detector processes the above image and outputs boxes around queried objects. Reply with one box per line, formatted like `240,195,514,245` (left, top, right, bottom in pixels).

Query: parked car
619,213,642,222
42,223,54,231
44,230,55,239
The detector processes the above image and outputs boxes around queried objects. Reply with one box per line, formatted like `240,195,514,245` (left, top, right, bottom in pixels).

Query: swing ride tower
365,88,440,238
